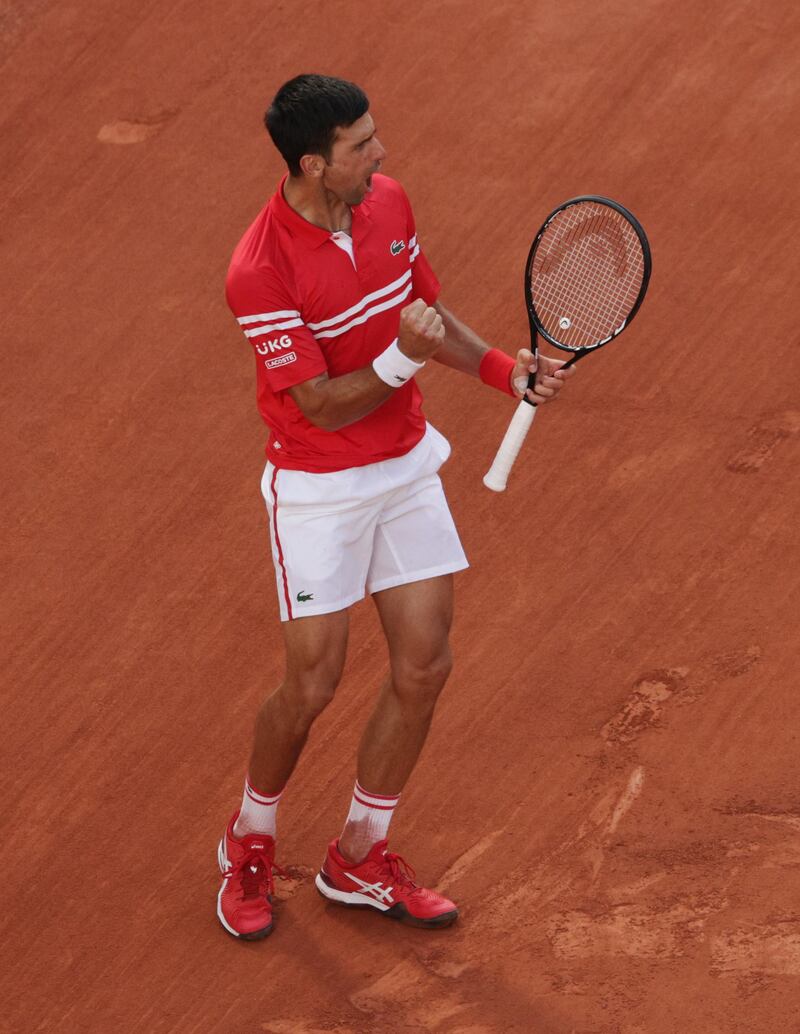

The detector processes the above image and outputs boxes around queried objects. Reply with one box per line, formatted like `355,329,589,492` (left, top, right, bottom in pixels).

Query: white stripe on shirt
312,283,413,340
244,317,305,338
237,259,419,342
238,308,300,326
307,270,412,332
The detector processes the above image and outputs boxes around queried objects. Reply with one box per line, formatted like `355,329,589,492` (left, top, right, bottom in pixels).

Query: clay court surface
2,1,800,1031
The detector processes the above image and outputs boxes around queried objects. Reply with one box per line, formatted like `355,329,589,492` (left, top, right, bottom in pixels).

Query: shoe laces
383,850,418,890
225,847,286,901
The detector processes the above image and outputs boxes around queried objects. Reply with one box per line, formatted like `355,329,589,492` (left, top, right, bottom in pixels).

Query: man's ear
299,154,325,178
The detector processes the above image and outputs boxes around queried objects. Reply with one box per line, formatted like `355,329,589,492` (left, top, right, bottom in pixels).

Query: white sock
233,778,282,839
340,781,400,861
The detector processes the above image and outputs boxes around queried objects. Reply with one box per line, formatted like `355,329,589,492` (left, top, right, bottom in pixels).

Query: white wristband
372,338,425,387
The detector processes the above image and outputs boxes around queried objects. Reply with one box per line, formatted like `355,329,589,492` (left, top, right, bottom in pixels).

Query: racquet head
525,196,651,358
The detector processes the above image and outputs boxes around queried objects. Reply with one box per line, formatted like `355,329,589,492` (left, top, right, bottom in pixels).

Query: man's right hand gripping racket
483,196,652,492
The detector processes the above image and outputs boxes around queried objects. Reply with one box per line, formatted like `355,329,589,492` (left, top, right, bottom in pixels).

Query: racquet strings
530,201,646,349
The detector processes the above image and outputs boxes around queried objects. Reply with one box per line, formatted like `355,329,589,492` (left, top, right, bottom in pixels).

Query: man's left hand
511,348,576,403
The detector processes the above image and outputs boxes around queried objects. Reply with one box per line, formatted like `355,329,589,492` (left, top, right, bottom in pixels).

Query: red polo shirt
225,173,441,472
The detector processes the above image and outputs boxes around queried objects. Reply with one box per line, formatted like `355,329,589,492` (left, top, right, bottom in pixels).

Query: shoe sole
314,872,458,929
217,838,274,941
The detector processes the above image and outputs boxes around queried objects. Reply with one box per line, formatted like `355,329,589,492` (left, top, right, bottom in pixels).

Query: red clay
2,1,800,1031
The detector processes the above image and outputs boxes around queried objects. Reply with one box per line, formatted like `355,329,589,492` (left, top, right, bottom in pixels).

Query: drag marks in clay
710,921,800,976
265,786,800,1032
726,410,800,473
435,830,504,893
718,807,800,875
606,437,701,488
262,1025,494,1034
350,954,473,1029
97,110,177,144
273,864,315,901
602,670,689,744
547,896,721,960
262,1023,358,1034
262,949,485,1034
478,766,799,982
604,766,646,838
602,646,761,746
483,766,648,928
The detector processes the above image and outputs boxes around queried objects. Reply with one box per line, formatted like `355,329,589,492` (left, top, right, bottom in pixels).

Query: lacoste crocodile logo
296,590,314,603
390,240,405,256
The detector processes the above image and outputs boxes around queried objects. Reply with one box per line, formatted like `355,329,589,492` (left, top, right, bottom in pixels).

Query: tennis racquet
483,196,652,492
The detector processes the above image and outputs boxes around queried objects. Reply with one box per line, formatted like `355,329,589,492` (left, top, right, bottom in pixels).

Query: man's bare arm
433,299,575,402
431,301,489,376
288,300,444,431
288,368,394,432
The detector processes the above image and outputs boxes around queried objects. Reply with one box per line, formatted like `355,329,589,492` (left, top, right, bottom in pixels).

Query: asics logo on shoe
346,873,395,904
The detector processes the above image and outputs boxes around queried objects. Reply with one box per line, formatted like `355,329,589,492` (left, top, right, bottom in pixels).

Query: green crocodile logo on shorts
296,590,314,603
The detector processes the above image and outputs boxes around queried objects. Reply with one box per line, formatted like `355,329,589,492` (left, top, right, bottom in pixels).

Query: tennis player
218,73,575,939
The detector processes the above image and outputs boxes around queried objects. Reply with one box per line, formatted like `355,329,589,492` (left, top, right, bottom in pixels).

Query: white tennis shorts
261,423,469,621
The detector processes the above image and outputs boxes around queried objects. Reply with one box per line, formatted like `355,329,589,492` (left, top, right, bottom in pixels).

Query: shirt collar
270,173,372,249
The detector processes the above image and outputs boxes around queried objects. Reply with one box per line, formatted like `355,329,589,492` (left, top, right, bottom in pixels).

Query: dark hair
265,74,369,176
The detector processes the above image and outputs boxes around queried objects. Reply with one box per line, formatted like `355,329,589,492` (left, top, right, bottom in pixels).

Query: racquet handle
482,400,537,492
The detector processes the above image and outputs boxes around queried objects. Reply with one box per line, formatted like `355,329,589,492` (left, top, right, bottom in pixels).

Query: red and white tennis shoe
315,838,458,928
217,812,284,940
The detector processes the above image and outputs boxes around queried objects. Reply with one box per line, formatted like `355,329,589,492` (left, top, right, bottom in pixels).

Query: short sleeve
225,265,328,391
397,186,441,306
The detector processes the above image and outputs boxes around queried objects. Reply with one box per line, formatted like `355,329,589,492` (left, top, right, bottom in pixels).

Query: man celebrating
220,73,573,939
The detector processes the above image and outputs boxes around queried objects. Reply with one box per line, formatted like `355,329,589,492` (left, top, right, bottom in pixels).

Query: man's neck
283,175,351,234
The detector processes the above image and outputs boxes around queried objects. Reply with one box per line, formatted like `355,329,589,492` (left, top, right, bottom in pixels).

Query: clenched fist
398,299,445,363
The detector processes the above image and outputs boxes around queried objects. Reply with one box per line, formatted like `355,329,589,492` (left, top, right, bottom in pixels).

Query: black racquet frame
483,195,652,492
522,194,652,399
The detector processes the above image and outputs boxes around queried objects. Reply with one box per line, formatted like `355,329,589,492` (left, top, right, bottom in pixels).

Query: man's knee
256,654,344,735
278,611,349,726
391,643,453,708
286,658,343,723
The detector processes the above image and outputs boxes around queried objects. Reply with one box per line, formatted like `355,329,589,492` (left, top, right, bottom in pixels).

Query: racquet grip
483,400,537,492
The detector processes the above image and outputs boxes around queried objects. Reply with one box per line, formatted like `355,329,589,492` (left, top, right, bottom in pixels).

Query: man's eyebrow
352,127,376,148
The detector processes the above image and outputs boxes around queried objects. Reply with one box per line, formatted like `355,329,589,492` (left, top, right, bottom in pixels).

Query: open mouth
366,165,381,192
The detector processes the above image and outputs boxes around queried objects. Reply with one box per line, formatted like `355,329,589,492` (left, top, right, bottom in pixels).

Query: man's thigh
372,574,454,667
281,608,350,688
